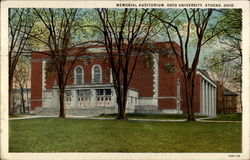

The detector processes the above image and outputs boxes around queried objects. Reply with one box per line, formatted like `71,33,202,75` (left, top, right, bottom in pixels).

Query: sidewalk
9,115,242,122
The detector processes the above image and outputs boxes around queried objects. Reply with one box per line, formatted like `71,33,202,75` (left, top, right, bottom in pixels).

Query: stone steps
32,105,163,116
135,105,161,114
32,107,119,116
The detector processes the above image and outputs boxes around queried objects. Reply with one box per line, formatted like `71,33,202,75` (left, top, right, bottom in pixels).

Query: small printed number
228,155,240,157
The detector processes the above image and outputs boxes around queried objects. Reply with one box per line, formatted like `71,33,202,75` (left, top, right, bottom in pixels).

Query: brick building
31,41,217,117
216,81,239,114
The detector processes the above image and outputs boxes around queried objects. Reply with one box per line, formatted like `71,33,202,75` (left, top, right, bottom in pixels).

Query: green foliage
13,56,30,87
202,9,242,87
165,63,175,74
27,8,100,51
9,8,37,51
142,54,154,67
98,9,163,43
9,118,241,152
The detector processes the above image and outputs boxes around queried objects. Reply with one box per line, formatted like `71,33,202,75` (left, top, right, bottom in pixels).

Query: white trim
42,61,46,108
92,64,102,83
201,79,205,115
197,70,216,87
176,78,180,99
214,87,217,116
205,82,209,116
42,61,46,91
74,66,84,85
153,53,159,98
110,68,113,83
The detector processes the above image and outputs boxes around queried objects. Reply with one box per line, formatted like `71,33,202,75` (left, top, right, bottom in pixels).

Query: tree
8,8,37,115
150,9,228,121
13,56,31,113
96,9,161,120
30,8,94,118
203,9,242,110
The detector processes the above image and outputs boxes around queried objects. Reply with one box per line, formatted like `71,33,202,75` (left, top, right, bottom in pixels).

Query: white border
1,1,249,160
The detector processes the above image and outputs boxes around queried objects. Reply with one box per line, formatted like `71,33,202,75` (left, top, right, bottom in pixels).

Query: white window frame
92,64,102,83
74,66,84,85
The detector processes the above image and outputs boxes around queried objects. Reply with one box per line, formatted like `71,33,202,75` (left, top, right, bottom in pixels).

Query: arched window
92,65,102,83
75,66,83,84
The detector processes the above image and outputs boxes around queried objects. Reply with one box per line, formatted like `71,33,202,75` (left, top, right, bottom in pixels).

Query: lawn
97,113,206,120
206,113,242,121
9,118,241,152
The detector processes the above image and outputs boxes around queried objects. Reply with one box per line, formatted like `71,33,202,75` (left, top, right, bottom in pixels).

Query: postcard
0,0,249,160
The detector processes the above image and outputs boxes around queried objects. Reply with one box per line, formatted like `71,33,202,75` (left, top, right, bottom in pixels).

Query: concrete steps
32,107,118,116
135,105,161,114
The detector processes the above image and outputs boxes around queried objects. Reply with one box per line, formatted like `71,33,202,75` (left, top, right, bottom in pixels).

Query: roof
32,41,181,60
224,88,238,96
197,69,216,86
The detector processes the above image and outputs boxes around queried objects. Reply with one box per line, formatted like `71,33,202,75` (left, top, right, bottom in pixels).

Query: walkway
9,115,242,122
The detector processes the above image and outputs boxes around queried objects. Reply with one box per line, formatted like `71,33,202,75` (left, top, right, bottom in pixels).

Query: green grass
9,118,241,152
207,113,242,121
97,113,206,120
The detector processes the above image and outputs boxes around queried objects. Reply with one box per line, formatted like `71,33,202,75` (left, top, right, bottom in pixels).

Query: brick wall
130,55,154,97
31,57,43,109
31,42,203,113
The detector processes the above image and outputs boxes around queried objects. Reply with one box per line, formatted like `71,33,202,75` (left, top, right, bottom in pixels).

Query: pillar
202,79,205,115
90,89,96,108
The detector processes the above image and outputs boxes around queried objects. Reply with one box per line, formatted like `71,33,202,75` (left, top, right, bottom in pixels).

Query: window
75,66,83,85
92,65,102,83
96,89,104,95
77,90,91,96
96,89,111,95
65,90,72,96
96,89,111,102
105,89,111,95
65,90,71,102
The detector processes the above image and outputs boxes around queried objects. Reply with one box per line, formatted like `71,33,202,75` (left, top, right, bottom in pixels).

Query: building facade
31,42,217,117
12,88,31,114
216,81,239,114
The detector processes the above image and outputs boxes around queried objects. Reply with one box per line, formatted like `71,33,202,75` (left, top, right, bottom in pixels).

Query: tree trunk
116,89,127,120
184,76,196,121
25,83,30,113
58,84,66,118
20,86,26,114
9,79,14,116
116,104,126,120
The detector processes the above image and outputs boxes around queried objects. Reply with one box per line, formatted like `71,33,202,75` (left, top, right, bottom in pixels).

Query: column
204,81,207,115
90,89,96,108
205,82,209,116
71,89,77,108
176,79,180,113
210,85,213,116
214,87,217,116
211,86,214,116
202,79,205,115
208,84,210,116
212,87,215,116
209,85,212,116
